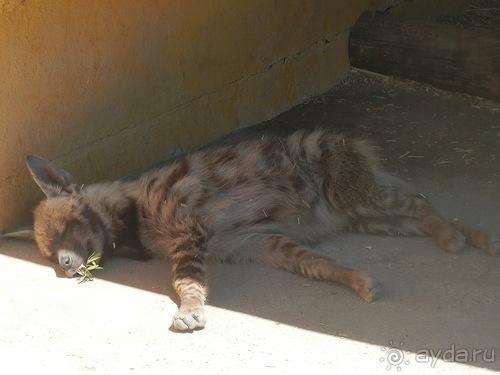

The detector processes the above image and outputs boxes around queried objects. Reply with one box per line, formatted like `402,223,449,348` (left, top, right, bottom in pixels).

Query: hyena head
26,155,109,277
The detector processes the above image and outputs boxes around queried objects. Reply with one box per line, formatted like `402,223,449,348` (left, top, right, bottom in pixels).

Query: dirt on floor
1,69,499,374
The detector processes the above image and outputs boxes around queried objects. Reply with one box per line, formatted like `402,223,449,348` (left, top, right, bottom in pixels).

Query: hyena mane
18,129,499,331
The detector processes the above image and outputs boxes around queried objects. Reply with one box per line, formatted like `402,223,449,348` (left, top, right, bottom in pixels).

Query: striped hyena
22,129,498,331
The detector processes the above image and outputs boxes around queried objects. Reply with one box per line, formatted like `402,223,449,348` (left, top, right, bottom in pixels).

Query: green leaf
77,252,103,283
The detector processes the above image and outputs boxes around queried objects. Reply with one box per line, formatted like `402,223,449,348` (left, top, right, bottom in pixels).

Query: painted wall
0,0,383,231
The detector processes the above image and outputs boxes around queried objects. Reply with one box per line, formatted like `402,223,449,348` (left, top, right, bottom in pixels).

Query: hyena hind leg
347,216,428,237
255,235,382,302
387,193,499,255
352,192,498,256
452,220,500,256
378,191,467,253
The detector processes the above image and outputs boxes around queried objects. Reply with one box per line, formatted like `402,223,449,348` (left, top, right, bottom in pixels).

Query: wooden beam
349,11,500,102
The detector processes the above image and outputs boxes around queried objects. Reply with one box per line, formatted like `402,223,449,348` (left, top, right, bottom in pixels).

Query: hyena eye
59,226,68,239
60,219,82,239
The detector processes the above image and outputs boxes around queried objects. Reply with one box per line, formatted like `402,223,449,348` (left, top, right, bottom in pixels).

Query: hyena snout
57,250,83,276
59,253,72,270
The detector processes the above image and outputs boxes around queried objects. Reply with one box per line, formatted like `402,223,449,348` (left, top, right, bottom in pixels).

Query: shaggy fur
22,129,499,331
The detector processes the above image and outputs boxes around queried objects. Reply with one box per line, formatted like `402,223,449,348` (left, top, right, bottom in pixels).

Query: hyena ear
1,227,34,240
25,155,78,198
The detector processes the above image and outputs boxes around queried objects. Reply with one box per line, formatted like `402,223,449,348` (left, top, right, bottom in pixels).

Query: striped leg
452,220,500,256
255,234,382,302
172,276,207,331
350,191,498,256
169,232,208,331
356,191,466,253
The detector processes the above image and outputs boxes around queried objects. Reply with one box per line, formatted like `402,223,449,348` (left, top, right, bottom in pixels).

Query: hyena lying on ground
21,129,498,331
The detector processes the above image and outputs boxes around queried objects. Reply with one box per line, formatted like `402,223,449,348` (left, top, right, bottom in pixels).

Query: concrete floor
1,70,499,374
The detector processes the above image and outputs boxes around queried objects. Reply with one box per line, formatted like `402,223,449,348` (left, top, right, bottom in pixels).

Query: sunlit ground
1,253,495,374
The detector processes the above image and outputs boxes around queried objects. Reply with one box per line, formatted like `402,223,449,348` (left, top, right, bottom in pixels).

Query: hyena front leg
255,234,382,302
169,235,208,331
172,275,207,331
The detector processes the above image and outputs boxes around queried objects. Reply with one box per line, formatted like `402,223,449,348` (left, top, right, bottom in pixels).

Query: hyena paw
486,235,500,256
435,228,466,253
351,272,382,303
172,308,207,331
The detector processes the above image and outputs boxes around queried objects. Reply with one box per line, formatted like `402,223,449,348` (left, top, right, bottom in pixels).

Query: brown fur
22,129,498,331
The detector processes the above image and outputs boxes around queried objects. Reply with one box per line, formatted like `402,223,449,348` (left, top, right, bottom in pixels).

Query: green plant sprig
76,252,103,283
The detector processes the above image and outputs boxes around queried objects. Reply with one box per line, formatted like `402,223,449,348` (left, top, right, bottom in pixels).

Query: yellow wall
0,0,383,231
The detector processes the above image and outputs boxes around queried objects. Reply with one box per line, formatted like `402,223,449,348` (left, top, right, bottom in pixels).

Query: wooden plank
349,11,500,102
